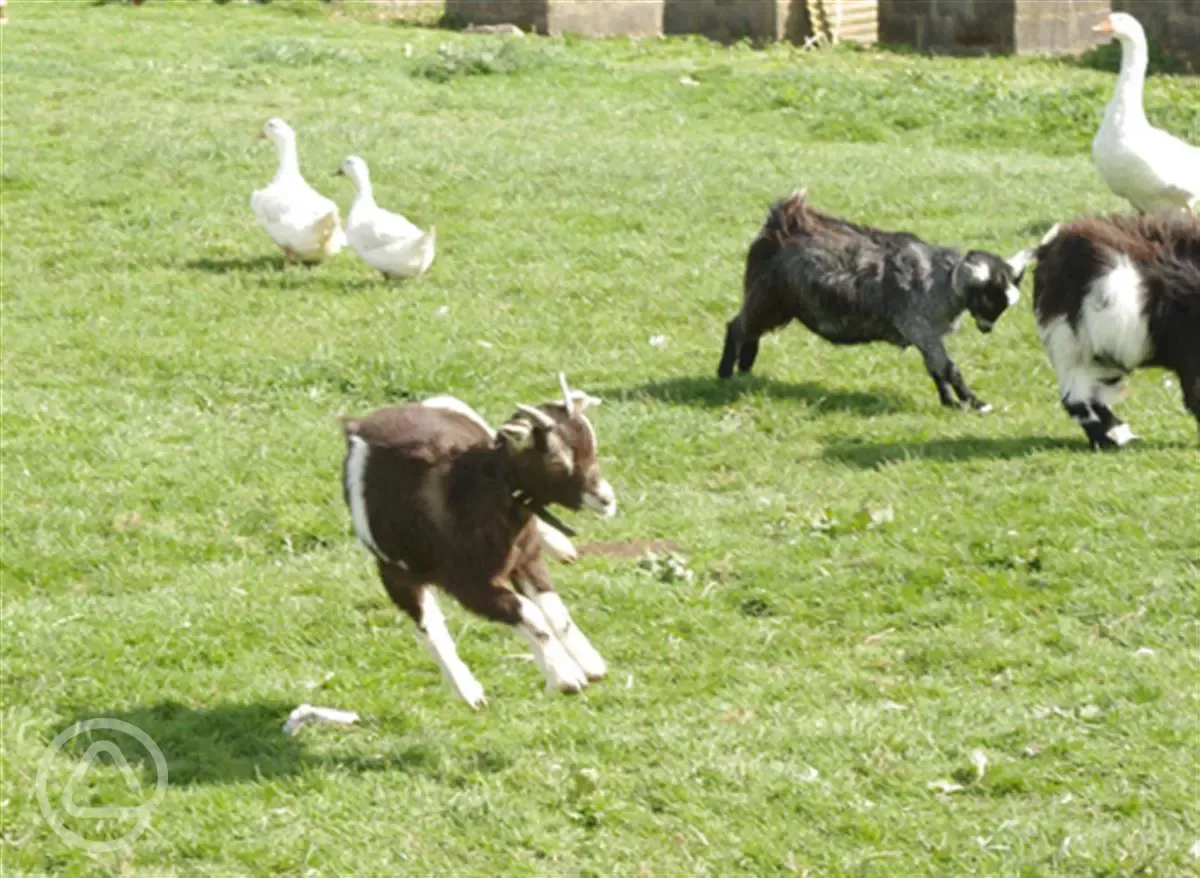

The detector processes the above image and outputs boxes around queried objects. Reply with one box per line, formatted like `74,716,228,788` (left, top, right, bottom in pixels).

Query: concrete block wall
445,0,820,43
1014,0,1111,56
444,0,663,37
879,0,1112,56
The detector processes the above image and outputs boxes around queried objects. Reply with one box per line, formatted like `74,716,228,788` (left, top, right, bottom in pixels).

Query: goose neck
1109,35,1148,127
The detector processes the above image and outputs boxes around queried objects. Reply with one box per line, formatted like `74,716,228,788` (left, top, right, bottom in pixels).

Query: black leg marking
1063,398,1124,449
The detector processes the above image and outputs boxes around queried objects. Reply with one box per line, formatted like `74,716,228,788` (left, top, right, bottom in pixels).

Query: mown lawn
3,3,1198,875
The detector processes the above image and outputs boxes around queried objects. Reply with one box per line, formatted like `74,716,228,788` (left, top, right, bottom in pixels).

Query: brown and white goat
342,377,616,707
1034,213,1200,448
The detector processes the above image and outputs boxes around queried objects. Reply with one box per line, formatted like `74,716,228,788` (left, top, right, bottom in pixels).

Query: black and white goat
1033,213,1200,448
718,190,1042,412
342,376,616,707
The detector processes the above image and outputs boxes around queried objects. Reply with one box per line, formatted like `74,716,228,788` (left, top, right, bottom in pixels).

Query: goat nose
584,480,617,517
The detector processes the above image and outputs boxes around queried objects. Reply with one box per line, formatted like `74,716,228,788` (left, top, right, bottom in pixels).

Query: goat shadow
820,434,1134,468
54,701,432,787
599,375,913,416
186,255,290,274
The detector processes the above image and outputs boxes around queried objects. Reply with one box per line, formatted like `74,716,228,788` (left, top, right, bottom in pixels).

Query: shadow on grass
822,435,1087,468
186,255,286,274
58,701,430,786
600,375,912,416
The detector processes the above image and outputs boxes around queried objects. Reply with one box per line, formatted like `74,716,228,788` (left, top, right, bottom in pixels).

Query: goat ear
568,390,602,415
1007,247,1035,286
497,421,535,452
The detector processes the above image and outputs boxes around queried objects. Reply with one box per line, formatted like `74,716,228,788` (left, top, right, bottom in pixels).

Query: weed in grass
412,39,547,83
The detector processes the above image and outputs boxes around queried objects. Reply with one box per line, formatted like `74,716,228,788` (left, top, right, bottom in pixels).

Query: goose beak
334,168,345,177
256,132,267,140
1093,17,1113,34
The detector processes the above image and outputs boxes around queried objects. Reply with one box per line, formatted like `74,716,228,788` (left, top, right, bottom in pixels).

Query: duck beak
1093,17,1113,34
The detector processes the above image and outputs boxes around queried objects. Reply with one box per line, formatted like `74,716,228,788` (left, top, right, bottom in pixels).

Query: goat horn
516,404,556,429
558,372,573,412
1007,247,1034,277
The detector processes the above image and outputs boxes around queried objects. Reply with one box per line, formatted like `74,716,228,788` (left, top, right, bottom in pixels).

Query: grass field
3,3,1199,875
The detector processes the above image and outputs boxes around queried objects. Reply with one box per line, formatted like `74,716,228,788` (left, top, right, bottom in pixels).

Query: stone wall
1116,0,1200,71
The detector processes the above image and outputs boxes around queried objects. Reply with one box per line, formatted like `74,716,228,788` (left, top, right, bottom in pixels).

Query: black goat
718,190,1042,412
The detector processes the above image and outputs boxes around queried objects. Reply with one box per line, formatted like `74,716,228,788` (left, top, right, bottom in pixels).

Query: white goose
1091,13,1200,214
337,156,436,280
251,118,347,264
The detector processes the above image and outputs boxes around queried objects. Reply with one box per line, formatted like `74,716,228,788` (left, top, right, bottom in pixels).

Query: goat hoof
457,683,488,710
547,666,589,695
575,654,607,682
1107,423,1138,446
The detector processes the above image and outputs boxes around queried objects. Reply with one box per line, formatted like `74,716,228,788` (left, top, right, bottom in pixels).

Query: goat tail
755,187,811,247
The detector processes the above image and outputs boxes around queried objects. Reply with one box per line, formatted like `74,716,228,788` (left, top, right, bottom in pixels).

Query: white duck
1091,13,1200,214
337,156,436,280
251,118,347,264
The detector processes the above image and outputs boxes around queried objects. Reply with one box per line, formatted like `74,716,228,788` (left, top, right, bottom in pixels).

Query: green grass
4,4,1200,875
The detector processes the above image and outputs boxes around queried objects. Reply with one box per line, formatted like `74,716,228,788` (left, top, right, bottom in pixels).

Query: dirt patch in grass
578,539,682,558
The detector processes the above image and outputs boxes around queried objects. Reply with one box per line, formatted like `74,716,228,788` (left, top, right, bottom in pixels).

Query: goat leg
928,372,958,408
717,318,742,379
513,560,606,681
453,578,588,695
737,337,760,374
1061,398,1136,449
380,565,487,708
945,363,991,413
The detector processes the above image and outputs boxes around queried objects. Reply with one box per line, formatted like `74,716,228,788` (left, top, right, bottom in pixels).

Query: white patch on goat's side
537,519,577,563
346,435,390,563
533,592,607,680
1107,423,1138,446
418,589,486,708
1005,284,1020,306
1083,257,1151,373
1039,316,1125,409
514,595,588,694
421,396,494,437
